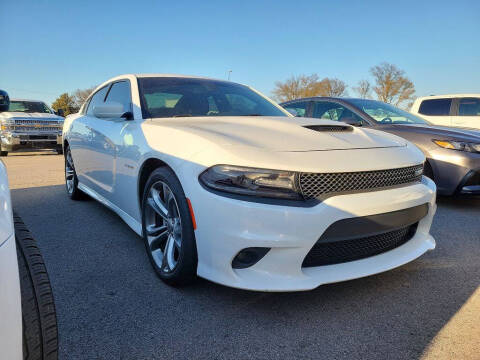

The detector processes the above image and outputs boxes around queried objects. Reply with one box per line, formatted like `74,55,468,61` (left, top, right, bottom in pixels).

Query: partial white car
63,74,437,291
0,160,58,358
411,94,480,129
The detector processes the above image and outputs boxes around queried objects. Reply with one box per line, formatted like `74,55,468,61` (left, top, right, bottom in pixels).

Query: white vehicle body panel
63,74,437,291
0,161,22,359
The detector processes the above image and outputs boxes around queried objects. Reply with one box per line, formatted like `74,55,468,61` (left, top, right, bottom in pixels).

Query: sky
1,0,479,105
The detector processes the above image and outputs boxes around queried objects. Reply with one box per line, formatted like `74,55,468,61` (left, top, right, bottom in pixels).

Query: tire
0,151,8,156
141,167,197,286
64,146,87,200
56,148,63,155
14,214,58,360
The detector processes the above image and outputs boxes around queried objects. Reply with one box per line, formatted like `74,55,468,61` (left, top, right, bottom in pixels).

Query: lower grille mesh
302,223,418,267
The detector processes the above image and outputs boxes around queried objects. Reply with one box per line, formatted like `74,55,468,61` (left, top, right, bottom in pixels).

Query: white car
63,74,437,291
0,161,58,359
411,94,480,129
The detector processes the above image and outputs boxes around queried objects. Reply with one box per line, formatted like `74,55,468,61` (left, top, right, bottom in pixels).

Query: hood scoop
303,124,353,132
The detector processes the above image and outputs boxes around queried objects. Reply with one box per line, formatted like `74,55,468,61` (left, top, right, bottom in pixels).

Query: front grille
14,119,60,126
302,223,418,267
299,164,423,199
13,126,61,132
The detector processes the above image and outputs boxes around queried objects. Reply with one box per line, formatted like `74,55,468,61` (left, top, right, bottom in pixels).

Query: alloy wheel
65,150,75,194
144,180,183,273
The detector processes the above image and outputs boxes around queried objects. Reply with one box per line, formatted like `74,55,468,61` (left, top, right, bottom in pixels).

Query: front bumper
1,132,62,151
428,147,480,195
190,177,437,291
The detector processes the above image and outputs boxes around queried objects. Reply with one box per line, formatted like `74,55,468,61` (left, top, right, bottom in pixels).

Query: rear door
416,98,453,126
452,97,480,129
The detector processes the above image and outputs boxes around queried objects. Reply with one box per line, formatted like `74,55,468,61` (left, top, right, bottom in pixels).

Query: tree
72,86,96,109
370,62,415,107
272,74,321,102
272,74,348,102
52,93,77,116
353,80,372,99
318,78,348,97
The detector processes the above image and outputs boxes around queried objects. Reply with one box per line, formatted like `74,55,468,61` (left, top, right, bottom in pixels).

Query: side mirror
93,101,130,119
286,108,298,117
340,117,363,126
56,108,65,117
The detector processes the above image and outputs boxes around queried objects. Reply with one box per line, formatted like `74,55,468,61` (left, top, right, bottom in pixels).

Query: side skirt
77,182,142,236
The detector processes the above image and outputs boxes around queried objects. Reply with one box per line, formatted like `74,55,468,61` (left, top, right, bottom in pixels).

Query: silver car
281,97,480,195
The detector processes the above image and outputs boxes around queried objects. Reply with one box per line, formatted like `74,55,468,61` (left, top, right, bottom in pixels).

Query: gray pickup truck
0,98,64,156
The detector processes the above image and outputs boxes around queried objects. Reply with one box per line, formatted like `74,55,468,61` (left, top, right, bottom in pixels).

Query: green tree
51,93,77,116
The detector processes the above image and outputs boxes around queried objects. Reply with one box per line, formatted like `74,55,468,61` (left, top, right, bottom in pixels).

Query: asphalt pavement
4,152,480,360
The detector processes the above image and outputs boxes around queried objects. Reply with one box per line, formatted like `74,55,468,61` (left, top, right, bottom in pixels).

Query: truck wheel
14,214,58,360
0,151,8,156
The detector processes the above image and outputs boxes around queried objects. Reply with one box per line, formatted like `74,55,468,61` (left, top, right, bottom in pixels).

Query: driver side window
86,86,109,116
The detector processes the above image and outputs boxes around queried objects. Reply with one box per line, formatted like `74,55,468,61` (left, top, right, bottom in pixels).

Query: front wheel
0,151,8,156
141,167,198,286
15,214,58,360
65,147,86,200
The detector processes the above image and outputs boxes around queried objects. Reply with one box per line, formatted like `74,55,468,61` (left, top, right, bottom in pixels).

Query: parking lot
4,152,480,360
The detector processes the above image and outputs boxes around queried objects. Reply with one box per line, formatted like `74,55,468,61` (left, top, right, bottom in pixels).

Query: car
0,95,64,156
410,94,480,129
281,97,480,196
62,74,436,291
0,91,58,359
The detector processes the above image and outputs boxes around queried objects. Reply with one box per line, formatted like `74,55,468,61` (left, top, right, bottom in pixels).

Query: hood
0,112,64,121
149,116,407,152
382,123,480,142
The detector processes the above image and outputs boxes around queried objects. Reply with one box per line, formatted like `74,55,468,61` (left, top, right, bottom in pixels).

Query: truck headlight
199,165,303,200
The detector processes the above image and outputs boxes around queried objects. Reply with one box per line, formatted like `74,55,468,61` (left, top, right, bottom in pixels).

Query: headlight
199,165,303,200
433,140,480,153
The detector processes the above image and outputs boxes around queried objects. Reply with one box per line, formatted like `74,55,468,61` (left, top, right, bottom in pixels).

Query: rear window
418,99,452,116
458,98,480,116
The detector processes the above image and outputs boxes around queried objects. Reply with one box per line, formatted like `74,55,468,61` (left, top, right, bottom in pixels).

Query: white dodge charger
63,74,436,291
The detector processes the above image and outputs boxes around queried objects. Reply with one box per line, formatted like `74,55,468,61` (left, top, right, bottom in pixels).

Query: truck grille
14,119,60,126
10,119,62,133
302,223,418,267
299,164,423,199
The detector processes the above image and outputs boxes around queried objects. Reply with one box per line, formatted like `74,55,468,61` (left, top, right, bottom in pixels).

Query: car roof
10,99,46,103
414,94,480,100
281,97,374,104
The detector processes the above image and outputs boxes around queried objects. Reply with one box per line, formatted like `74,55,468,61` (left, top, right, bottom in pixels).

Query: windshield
8,101,52,114
348,99,429,125
138,77,288,118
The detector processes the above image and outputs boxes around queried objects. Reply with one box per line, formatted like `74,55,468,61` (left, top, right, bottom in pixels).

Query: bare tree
72,86,97,109
272,75,348,101
318,78,348,97
353,80,372,99
272,74,321,102
370,63,415,107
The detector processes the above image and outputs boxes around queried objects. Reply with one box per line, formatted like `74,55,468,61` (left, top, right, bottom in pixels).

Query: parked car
0,95,64,156
411,94,480,129
63,74,436,291
281,97,480,196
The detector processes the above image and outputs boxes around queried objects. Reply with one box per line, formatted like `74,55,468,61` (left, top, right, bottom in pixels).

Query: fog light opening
232,247,270,269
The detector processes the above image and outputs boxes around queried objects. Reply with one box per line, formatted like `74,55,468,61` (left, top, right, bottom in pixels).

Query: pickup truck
0,98,64,156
